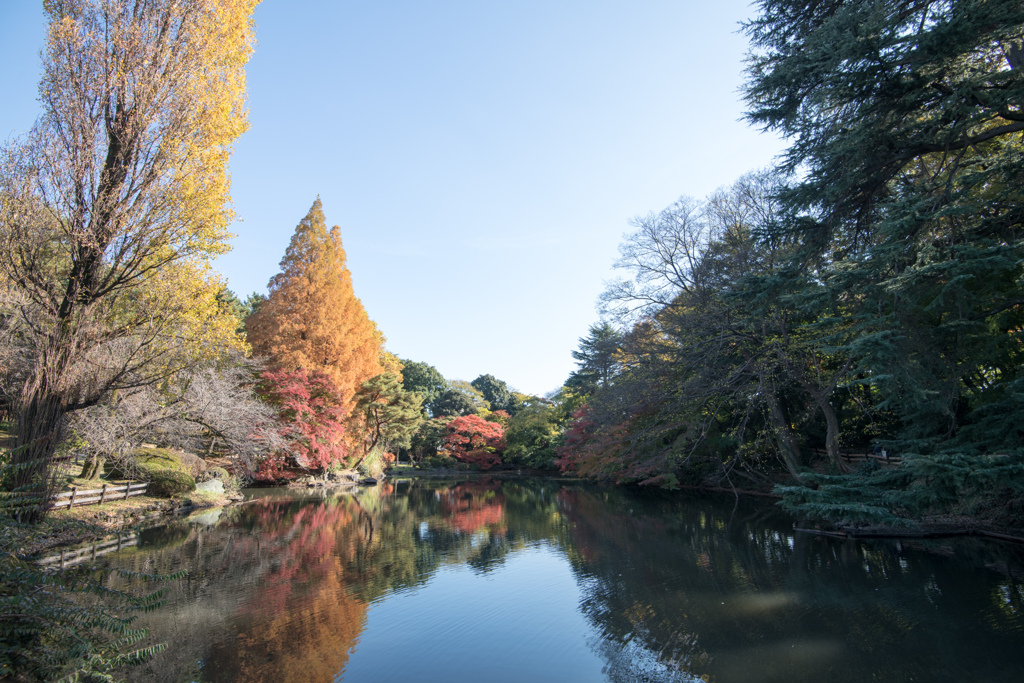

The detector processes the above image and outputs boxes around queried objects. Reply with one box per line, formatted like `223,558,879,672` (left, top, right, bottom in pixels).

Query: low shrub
175,451,209,479
202,466,230,481
419,455,458,470
146,469,196,498
110,448,189,479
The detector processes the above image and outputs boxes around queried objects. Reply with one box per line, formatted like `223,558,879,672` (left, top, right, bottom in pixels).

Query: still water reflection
97,478,1024,682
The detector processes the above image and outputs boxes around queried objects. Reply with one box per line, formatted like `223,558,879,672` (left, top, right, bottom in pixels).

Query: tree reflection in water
99,479,1024,682
557,486,1024,682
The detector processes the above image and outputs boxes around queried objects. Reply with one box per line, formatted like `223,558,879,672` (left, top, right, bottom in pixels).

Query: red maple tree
257,368,349,476
442,414,506,470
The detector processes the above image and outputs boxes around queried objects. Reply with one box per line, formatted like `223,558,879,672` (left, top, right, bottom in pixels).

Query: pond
93,478,1024,682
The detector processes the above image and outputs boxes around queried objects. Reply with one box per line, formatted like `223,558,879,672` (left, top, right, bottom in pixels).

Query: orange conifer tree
246,199,384,418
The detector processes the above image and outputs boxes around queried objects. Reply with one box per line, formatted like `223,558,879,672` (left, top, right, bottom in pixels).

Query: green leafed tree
399,359,447,415
744,0,1024,446
569,322,623,393
352,372,424,466
504,402,561,469
431,388,479,418
471,374,517,414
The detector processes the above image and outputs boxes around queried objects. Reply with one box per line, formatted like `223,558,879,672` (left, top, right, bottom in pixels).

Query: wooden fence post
99,484,107,505
68,487,77,508
124,482,131,500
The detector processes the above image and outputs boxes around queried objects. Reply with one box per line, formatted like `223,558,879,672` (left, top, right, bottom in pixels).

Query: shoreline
795,519,1024,545
17,470,1024,560
12,492,243,560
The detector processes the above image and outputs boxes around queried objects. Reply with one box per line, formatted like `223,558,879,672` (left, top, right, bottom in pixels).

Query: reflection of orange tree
206,559,366,682
438,480,507,535
204,498,371,682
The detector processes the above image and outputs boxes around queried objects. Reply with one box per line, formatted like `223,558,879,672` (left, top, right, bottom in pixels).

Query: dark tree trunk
764,392,804,483
814,395,852,473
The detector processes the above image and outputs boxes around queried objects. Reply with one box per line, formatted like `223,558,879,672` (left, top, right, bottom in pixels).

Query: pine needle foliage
743,0,1024,523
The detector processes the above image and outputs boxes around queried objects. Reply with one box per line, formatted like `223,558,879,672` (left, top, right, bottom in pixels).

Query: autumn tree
0,0,258,510
442,414,506,470
352,373,424,467
566,171,844,487
246,199,384,417
256,368,348,477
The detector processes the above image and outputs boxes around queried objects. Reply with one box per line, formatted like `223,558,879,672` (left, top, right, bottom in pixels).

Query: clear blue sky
0,0,783,396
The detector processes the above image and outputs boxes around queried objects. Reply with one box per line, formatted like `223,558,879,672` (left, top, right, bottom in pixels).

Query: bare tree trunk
7,389,67,522
79,454,106,480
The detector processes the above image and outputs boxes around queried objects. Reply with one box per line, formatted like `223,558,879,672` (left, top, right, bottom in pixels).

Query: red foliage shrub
442,414,506,470
257,368,349,474
439,481,506,534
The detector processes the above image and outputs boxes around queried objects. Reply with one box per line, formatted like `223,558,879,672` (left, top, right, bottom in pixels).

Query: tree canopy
246,199,384,417
399,359,447,415
471,374,518,415
553,1,1024,528
0,0,259,506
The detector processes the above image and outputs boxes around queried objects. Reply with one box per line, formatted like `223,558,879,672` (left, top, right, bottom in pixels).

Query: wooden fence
811,448,902,466
48,482,149,510
36,532,139,571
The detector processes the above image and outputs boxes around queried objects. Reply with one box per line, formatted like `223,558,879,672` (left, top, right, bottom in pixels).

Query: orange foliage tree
246,198,384,424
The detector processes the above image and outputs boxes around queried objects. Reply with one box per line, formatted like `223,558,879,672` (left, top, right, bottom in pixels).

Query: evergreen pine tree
743,0,1024,523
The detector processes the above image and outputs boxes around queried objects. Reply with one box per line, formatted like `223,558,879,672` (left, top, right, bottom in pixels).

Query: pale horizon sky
0,0,784,396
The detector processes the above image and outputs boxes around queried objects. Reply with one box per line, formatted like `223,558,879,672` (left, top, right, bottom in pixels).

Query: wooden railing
48,482,149,510
811,448,902,466
36,532,139,571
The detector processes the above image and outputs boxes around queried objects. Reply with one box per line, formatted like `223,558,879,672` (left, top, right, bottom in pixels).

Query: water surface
96,478,1024,682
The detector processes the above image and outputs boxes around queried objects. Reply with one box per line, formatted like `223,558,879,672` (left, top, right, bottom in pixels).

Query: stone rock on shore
195,479,225,494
